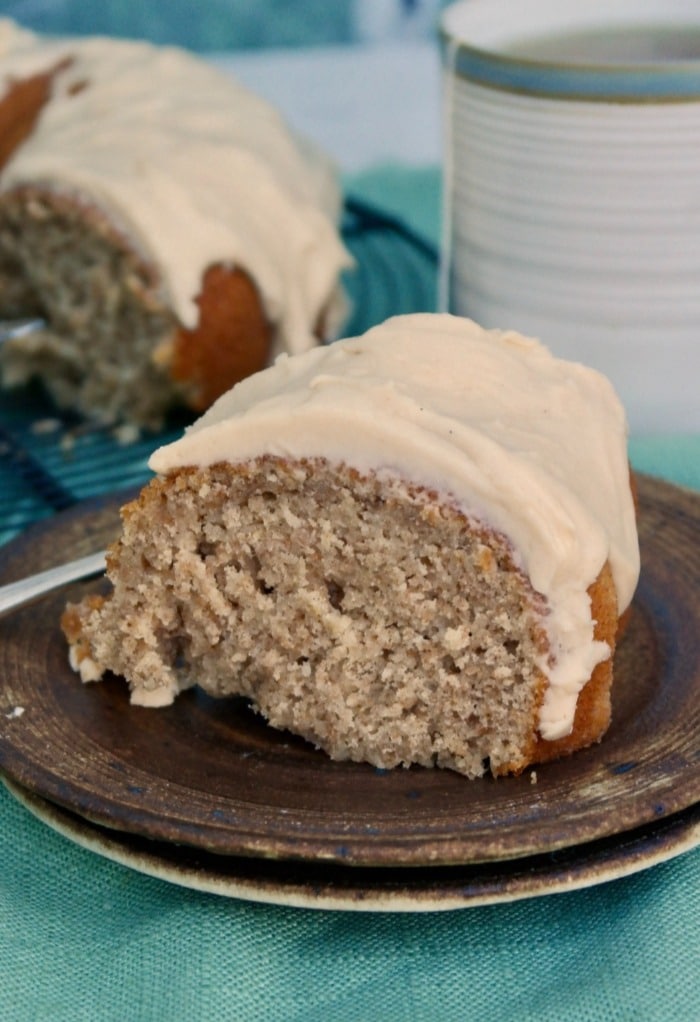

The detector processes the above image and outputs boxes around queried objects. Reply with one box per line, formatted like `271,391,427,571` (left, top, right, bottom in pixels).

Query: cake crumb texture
0,186,184,427
63,458,557,779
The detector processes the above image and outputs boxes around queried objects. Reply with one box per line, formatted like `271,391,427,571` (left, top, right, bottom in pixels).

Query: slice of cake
62,314,640,778
0,20,351,427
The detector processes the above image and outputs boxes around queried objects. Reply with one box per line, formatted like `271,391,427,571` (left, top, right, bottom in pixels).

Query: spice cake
0,20,350,427
62,314,640,778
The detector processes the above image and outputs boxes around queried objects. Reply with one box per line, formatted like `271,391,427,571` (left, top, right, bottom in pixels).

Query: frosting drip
150,314,640,741
0,20,351,355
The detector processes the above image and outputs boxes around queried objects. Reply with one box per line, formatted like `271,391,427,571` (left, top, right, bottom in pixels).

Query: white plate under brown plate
0,475,698,907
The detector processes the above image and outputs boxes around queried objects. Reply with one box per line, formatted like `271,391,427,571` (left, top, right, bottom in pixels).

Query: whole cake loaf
0,20,350,427
62,314,640,778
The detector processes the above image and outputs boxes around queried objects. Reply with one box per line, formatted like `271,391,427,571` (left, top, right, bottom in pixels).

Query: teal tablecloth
1,166,699,1022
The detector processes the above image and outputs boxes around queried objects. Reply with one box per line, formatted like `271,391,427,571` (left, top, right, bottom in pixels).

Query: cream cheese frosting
0,20,351,355
149,314,640,741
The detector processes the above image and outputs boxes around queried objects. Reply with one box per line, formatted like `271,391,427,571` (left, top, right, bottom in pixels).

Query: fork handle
0,551,106,619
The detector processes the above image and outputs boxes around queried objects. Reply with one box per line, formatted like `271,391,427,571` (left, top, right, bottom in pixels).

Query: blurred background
0,0,450,50
0,0,450,543
0,0,449,186
0,0,695,515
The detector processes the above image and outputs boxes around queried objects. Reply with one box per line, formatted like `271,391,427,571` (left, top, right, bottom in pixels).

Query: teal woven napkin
2,165,699,1022
1,781,698,1022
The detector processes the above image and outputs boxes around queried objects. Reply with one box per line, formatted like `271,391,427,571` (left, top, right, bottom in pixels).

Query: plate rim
4,775,700,912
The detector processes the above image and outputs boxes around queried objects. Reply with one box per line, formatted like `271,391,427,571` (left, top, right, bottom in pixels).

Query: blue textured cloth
1,164,699,1022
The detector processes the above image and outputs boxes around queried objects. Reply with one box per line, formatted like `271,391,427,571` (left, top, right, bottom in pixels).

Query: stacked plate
0,475,698,910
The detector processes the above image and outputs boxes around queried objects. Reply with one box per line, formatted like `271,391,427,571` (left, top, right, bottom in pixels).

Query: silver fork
0,551,106,619
0,317,104,614
0,316,104,615
0,318,46,344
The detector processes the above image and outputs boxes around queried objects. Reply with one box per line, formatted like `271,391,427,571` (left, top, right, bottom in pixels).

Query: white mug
440,0,700,433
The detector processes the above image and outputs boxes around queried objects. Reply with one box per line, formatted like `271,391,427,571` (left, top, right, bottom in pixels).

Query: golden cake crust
169,263,272,412
528,562,618,768
0,57,70,171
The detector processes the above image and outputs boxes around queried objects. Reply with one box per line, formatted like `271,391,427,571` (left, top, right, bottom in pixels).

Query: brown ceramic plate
5,775,700,910
0,475,698,870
